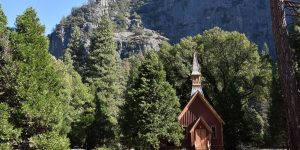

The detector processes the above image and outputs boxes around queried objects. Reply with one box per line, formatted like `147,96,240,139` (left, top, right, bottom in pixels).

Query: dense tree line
158,28,286,149
0,6,288,150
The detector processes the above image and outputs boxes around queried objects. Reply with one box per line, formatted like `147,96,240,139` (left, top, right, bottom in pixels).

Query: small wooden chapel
178,53,225,150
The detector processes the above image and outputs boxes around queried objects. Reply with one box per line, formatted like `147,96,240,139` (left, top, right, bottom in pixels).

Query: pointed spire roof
191,53,203,96
192,53,201,75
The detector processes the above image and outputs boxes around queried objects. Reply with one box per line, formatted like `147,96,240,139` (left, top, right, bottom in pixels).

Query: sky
0,0,88,34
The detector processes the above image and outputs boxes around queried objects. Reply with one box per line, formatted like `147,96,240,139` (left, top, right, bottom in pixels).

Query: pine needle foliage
120,51,183,149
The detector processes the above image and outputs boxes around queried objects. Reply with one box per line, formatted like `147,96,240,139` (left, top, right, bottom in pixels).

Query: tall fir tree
0,4,9,63
7,8,70,149
266,66,288,148
120,51,183,149
0,103,21,149
0,4,10,94
261,43,270,57
0,5,21,150
59,59,95,148
61,50,95,148
85,16,123,148
65,26,86,75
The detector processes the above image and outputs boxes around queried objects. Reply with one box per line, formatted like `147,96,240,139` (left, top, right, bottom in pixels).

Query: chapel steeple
191,53,203,96
178,53,224,150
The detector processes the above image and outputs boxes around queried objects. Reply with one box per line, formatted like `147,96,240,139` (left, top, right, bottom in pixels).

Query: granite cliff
48,0,167,58
49,0,275,58
139,0,274,56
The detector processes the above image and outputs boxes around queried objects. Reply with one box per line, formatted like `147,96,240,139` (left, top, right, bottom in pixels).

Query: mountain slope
139,0,274,56
48,0,166,58
48,0,274,58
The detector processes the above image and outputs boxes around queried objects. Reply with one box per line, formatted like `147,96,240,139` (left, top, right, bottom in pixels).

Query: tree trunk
269,0,300,150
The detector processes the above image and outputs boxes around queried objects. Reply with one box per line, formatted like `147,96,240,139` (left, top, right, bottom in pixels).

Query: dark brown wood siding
179,110,198,127
179,94,224,149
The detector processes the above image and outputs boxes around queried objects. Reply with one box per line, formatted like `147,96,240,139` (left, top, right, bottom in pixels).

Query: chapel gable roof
189,116,212,133
178,91,225,125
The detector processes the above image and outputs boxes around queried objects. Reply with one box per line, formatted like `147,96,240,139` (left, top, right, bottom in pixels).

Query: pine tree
65,26,86,75
60,49,96,148
0,5,21,150
266,66,288,148
85,16,123,148
0,4,9,62
0,3,10,93
62,48,74,67
0,4,11,72
0,103,21,150
120,51,183,149
8,8,70,149
261,43,270,57
241,107,264,147
55,57,95,148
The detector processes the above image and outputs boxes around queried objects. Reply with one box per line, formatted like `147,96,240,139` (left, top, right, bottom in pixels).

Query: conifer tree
0,4,11,73
85,16,123,148
266,67,288,148
261,43,270,56
66,26,86,75
120,51,183,149
0,4,9,62
0,103,21,149
61,50,95,148
8,8,70,149
0,3,9,92
0,5,21,150
61,61,95,148
62,48,74,67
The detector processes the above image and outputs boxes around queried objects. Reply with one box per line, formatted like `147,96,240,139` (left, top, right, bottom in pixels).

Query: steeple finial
191,53,203,96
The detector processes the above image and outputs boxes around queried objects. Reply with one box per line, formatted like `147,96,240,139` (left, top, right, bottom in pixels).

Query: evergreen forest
0,1,299,150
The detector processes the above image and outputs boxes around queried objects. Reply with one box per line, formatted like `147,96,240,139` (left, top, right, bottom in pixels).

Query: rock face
48,0,166,58
48,0,109,58
49,0,275,58
115,29,168,58
139,0,274,57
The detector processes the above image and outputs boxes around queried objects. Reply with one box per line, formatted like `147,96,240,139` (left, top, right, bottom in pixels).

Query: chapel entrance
195,129,208,150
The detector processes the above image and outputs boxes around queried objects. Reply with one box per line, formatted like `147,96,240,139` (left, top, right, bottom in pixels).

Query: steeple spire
191,53,203,96
192,53,201,75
